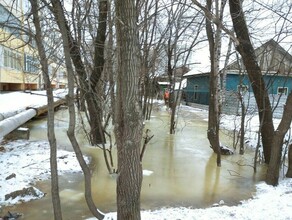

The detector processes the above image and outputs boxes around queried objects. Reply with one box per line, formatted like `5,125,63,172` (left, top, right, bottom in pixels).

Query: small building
183,40,292,117
157,65,190,99
183,72,210,105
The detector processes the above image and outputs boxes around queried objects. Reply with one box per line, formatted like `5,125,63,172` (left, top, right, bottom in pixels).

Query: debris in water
0,211,22,219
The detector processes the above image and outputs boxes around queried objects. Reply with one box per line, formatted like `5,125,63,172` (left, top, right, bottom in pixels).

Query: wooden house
183,40,292,117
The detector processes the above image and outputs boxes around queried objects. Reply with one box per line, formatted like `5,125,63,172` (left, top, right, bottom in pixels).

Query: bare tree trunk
205,0,226,166
115,0,143,219
88,0,108,144
29,1,62,219
145,81,156,120
220,37,233,109
142,76,150,120
167,48,176,134
237,77,246,155
239,99,245,155
50,0,105,145
266,93,292,185
229,0,274,164
50,1,104,218
286,144,292,178
107,0,115,126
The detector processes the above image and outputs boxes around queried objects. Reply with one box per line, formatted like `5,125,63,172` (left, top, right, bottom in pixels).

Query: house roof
185,39,292,77
225,39,292,74
158,82,170,85
157,65,191,81
183,71,209,78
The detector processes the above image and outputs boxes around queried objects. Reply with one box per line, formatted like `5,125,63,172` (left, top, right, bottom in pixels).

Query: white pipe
0,111,23,122
0,109,37,138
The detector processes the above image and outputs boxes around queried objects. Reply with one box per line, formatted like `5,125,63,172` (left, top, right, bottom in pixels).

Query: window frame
24,54,39,74
237,84,248,94
277,87,288,95
3,47,22,71
194,84,199,100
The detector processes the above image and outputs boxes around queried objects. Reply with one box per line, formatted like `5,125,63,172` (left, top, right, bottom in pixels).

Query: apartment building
0,0,67,91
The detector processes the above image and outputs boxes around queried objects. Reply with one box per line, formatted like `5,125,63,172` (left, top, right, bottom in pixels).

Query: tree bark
106,0,115,125
239,99,245,155
229,0,274,163
29,1,63,219
205,0,223,166
87,0,108,144
266,93,292,185
286,144,292,178
115,0,143,219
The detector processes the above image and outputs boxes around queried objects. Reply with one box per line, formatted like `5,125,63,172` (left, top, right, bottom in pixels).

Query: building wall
223,91,287,119
0,2,41,91
264,74,292,95
0,42,40,90
225,73,251,92
226,72,292,95
0,2,67,91
184,72,292,118
0,0,28,18
184,75,209,105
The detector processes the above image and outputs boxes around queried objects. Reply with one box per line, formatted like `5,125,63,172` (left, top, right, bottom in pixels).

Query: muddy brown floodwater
3,104,267,219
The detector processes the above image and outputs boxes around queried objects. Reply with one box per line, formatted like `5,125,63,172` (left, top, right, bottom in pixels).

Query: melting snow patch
0,140,88,205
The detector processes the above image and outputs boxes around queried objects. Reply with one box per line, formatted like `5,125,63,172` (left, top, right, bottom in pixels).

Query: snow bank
92,178,292,220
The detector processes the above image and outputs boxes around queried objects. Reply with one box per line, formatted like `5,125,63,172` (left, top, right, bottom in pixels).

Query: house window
0,4,21,38
58,71,66,79
24,54,38,73
277,87,288,95
237,85,248,93
3,48,22,71
194,85,198,100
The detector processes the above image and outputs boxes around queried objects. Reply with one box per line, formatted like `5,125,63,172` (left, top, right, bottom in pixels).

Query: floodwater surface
3,104,267,219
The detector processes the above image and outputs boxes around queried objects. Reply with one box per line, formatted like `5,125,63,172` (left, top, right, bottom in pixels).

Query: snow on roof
158,82,170,85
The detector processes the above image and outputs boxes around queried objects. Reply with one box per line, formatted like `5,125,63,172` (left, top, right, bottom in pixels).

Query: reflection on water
3,104,267,219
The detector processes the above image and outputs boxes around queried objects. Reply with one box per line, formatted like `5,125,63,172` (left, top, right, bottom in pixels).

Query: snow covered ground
0,139,87,205
0,91,292,220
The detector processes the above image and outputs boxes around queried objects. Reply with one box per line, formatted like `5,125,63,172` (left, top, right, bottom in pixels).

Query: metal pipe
0,108,37,138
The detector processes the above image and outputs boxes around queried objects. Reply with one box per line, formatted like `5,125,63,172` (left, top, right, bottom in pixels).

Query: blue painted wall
184,74,210,105
226,72,292,94
184,72,292,105
225,73,251,92
264,74,292,94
